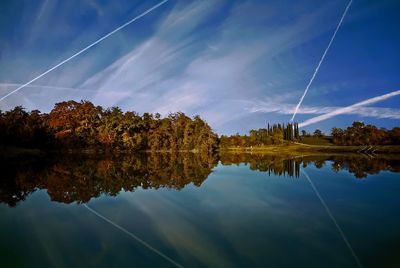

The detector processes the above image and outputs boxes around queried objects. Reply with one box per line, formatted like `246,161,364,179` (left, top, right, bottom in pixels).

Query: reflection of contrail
83,204,184,268
299,89,400,127
290,0,352,122
0,0,169,102
302,170,363,268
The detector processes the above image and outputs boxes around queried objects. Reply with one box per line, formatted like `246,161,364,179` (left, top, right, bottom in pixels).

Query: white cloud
298,90,400,127
2,1,397,134
249,101,400,120
77,0,349,131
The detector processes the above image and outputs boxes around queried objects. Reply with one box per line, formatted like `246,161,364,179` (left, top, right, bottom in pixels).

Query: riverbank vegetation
0,100,399,155
220,122,400,148
0,100,217,152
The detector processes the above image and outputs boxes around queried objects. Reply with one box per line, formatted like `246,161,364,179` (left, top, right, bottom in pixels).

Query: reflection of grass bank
221,143,400,154
0,146,45,159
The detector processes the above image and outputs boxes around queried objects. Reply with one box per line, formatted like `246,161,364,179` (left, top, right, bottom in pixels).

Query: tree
390,127,400,145
97,107,124,150
272,129,283,144
313,129,323,137
331,127,344,145
48,100,100,146
294,123,299,140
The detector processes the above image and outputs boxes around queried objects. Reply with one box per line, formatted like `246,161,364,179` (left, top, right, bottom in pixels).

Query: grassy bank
221,143,400,154
2,143,400,160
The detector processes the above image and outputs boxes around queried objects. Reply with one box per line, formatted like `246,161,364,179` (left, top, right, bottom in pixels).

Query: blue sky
0,0,399,134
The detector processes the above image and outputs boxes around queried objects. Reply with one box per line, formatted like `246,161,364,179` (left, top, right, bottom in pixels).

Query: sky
0,0,399,135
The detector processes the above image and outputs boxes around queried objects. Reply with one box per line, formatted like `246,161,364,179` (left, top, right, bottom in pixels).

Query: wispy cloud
0,83,95,92
0,0,169,102
80,0,223,107
1,1,398,133
298,90,400,127
0,83,130,112
79,0,348,130
247,98,400,121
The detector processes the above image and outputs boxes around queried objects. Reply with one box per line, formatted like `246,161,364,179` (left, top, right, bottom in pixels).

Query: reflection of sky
1,163,400,267
1,0,400,134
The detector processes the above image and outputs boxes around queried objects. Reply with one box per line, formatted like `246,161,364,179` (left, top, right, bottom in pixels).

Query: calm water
1,153,399,268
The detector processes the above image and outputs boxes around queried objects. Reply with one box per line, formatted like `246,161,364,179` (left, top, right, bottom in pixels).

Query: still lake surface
1,153,399,268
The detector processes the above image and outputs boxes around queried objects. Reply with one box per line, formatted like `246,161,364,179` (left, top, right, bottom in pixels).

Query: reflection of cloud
119,164,335,266
302,170,363,268
123,191,234,267
84,204,184,268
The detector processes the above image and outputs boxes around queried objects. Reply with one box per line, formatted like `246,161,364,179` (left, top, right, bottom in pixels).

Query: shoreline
220,143,400,154
1,143,400,160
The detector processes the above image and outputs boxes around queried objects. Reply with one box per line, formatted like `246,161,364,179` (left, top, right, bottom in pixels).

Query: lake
1,153,399,267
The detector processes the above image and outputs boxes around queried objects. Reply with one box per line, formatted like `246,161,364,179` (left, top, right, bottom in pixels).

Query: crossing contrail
299,89,400,127
302,170,363,268
84,204,184,268
290,0,352,122
0,0,169,102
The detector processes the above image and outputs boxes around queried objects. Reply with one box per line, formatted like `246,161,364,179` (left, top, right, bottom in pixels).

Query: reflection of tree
329,156,400,179
219,153,400,180
0,160,48,207
0,153,218,206
2,153,400,207
219,153,301,178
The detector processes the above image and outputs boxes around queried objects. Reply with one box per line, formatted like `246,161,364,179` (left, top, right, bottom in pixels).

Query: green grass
222,143,400,154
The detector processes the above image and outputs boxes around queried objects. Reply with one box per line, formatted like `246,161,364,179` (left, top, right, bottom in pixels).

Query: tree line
331,121,400,145
0,101,399,151
220,122,399,147
220,123,300,147
0,100,218,152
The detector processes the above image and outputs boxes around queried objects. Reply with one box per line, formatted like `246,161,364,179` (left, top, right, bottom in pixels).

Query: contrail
0,83,96,92
83,204,184,268
299,89,400,127
0,0,169,102
290,0,352,122
302,170,363,268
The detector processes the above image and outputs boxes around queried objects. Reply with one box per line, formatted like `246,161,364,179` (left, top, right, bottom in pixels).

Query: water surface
1,153,399,267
